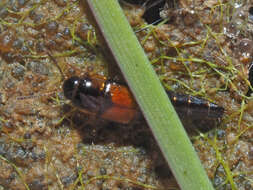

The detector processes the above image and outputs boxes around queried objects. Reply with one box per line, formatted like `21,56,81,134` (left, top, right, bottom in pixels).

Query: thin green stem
84,0,215,189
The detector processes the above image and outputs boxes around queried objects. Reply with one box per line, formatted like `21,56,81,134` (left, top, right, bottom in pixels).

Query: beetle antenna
16,92,56,100
46,51,65,81
16,50,64,100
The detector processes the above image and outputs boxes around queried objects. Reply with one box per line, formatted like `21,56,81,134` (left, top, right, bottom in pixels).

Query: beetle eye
63,76,80,100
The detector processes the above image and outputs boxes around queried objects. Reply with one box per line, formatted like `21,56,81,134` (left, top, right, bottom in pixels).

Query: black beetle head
63,76,80,100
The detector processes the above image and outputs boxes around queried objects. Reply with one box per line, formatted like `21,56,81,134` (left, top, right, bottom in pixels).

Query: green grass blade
85,0,215,189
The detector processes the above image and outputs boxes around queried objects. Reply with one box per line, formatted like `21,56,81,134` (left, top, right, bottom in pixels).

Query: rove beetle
63,75,225,124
